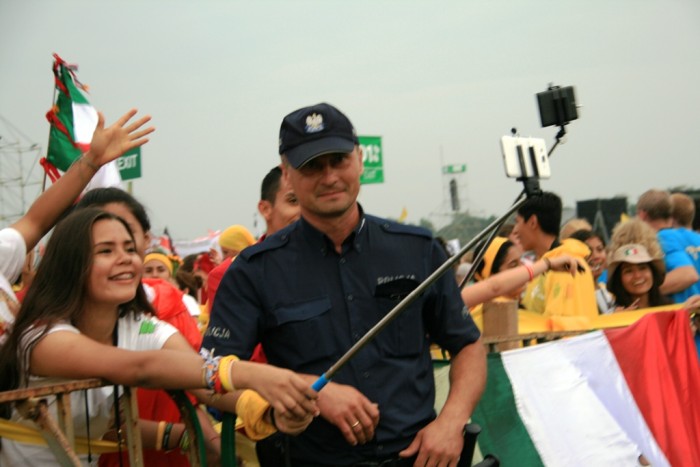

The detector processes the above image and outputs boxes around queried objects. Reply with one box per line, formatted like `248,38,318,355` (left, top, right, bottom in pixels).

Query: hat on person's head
279,103,359,169
218,225,255,253
607,243,665,280
144,252,174,276
475,237,509,281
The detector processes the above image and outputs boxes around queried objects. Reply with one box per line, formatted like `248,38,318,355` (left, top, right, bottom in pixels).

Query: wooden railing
0,381,214,466
0,379,143,467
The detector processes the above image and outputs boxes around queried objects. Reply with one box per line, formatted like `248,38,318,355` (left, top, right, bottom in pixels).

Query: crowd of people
0,103,698,466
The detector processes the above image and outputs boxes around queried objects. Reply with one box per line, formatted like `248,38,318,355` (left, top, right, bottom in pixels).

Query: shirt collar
299,204,367,256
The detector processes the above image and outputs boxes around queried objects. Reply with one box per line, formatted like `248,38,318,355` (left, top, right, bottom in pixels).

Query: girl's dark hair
474,239,514,279
608,261,669,308
0,208,152,409
180,254,199,273
175,269,202,298
76,187,151,232
570,229,606,247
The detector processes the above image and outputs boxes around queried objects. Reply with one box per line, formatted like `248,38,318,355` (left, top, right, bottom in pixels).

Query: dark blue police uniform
203,209,480,466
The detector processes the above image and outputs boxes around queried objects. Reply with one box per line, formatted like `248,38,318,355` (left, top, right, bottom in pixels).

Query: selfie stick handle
311,197,529,391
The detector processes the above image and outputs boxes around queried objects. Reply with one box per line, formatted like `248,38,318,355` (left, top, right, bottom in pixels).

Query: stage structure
0,116,43,229
442,163,469,214
576,197,628,243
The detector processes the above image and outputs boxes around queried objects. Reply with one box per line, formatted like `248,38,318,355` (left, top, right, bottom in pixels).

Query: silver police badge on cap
305,113,324,133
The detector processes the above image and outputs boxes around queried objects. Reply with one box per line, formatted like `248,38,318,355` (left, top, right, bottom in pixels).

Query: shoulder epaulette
239,224,294,260
365,214,433,239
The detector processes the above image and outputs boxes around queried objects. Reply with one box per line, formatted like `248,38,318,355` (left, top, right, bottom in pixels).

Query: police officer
203,103,486,466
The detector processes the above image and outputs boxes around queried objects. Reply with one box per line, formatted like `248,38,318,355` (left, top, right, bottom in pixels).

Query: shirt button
363,372,370,379
340,258,346,264
352,333,360,340
347,294,353,301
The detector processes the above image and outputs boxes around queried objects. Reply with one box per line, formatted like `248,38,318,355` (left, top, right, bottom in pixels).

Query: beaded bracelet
179,429,191,452
199,348,222,391
162,422,174,451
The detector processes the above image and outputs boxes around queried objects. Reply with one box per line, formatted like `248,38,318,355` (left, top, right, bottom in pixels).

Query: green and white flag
43,54,121,188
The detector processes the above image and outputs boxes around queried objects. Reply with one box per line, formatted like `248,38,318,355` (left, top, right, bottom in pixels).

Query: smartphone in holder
500,136,551,179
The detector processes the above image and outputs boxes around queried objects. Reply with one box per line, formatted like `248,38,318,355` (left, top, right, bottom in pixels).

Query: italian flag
43,54,121,189
472,310,700,466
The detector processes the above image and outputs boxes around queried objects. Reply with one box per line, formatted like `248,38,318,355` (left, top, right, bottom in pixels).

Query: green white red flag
41,53,121,188
472,310,700,466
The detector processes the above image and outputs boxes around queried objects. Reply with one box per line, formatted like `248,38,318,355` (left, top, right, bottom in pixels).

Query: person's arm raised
462,254,583,307
11,109,154,251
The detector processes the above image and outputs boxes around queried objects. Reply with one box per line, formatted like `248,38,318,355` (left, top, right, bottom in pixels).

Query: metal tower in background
442,163,469,213
0,115,43,229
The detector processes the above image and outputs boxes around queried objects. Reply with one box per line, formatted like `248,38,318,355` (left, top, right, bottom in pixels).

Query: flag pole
41,59,60,194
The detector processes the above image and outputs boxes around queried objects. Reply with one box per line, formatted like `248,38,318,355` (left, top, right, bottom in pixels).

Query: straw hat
607,243,665,281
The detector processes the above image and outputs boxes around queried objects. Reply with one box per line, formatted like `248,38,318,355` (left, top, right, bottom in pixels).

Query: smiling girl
607,244,668,309
0,208,318,465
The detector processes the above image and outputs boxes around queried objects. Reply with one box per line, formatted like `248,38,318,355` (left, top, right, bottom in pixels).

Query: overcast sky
1,0,699,240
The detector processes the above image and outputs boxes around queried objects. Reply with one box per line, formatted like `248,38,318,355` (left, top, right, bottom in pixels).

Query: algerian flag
472,310,700,466
44,54,121,188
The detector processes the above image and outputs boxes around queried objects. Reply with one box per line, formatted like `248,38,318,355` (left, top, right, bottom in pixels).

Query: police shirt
203,210,480,465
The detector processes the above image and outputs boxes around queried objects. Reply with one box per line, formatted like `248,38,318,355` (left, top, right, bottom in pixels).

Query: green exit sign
117,147,141,181
443,164,467,174
359,135,383,185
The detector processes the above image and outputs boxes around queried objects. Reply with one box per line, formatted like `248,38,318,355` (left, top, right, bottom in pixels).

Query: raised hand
84,109,154,168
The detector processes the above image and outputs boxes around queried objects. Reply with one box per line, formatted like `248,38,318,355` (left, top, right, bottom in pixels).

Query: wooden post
482,299,519,351
122,386,144,467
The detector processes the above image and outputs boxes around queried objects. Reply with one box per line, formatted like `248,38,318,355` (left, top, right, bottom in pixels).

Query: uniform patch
205,326,231,340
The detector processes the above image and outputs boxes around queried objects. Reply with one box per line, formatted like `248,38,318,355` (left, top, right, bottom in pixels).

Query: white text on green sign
118,147,141,181
358,135,384,185
442,164,467,174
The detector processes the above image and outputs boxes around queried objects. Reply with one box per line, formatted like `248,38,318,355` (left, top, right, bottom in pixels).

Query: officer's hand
317,382,379,446
399,417,463,467
273,409,315,436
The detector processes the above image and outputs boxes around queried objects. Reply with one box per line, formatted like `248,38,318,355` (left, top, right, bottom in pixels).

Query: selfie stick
460,122,568,289
311,195,531,391
313,85,575,390
458,144,543,289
